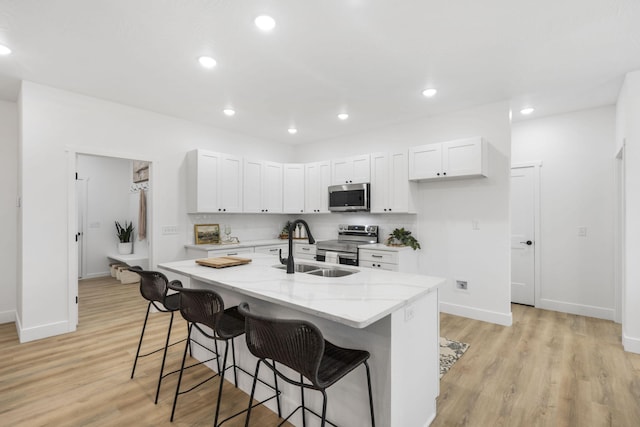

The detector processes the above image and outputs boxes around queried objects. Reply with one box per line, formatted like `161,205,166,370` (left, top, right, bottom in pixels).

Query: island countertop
159,254,444,329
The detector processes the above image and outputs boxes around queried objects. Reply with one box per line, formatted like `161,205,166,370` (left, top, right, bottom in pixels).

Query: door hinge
75,296,78,304
75,234,78,242
75,172,78,180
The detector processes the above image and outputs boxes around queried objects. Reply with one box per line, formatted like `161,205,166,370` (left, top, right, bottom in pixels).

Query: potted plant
115,221,135,254
386,227,421,250
279,221,292,239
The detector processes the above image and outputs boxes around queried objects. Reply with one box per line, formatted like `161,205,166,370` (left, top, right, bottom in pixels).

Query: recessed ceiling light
198,56,217,69
422,88,437,98
288,128,298,135
223,109,235,117
338,113,349,121
255,15,276,31
0,44,11,55
520,107,535,115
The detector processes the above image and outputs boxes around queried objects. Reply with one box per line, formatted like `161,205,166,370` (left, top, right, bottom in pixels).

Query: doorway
511,163,541,306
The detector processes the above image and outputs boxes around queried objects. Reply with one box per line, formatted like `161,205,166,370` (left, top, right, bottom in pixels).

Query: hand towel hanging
138,189,147,240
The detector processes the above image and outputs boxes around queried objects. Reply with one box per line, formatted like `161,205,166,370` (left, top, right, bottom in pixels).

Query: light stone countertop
159,253,443,329
184,239,312,252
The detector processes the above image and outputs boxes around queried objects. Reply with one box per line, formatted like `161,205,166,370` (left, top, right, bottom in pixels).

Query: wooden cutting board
195,256,252,269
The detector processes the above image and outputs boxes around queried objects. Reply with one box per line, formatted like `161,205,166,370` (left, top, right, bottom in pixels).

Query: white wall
297,101,513,325
18,81,294,342
512,106,616,319
617,70,640,353
77,155,132,278
0,100,17,323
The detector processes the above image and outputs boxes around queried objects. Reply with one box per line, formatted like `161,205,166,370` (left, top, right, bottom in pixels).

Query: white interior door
76,178,87,279
511,166,536,305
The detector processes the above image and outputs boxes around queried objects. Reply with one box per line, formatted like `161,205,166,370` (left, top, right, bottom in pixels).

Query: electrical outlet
472,220,480,230
404,304,415,322
456,280,468,291
578,227,587,237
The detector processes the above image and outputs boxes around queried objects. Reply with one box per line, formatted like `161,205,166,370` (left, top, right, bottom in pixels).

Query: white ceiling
0,0,639,144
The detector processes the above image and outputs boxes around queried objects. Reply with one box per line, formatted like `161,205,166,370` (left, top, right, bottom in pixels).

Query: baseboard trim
81,271,111,279
439,301,512,326
17,319,72,343
622,332,640,354
537,298,614,320
0,309,15,324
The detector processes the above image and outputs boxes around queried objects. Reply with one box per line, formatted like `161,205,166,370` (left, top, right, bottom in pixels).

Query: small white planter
118,242,133,255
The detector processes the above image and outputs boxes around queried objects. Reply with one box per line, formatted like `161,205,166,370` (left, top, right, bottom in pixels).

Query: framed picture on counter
194,224,220,245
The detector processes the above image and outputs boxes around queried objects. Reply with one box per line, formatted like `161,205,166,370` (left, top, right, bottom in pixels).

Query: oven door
316,250,359,266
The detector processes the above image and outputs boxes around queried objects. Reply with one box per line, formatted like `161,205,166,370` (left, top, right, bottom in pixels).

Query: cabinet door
409,144,442,180
263,161,283,213
305,161,330,213
243,159,263,213
331,158,352,184
283,163,305,213
442,137,483,177
351,154,371,184
220,154,243,212
317,161,331,213
370,153,389,213
188,149,221,213
389,151,410,212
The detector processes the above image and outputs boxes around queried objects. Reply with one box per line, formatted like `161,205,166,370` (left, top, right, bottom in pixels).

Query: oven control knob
366,226,376,233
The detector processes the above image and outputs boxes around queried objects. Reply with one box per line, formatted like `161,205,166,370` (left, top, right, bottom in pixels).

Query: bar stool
129,267,186,404
238,302,375,427
167,285,281,425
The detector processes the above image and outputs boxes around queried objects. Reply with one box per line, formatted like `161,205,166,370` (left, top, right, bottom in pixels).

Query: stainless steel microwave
328,183,370,212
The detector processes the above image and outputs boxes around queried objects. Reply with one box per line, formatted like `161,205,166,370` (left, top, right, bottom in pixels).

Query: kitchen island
159,254,444,427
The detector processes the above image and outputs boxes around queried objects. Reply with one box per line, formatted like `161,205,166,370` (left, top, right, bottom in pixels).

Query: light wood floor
435,304,640,427
2,279,640,426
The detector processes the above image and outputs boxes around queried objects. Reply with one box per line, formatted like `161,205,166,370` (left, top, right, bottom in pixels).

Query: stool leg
273,361,281,418
213,340,230,427
320,389,328,427
244,360,262,427
131,302,151,379
300,374,307,427
364,361,375,427
231,339,239,387
155,311,174,404
170,323,192,422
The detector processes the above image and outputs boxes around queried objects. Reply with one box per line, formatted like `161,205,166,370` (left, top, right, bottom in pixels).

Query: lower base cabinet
359,245,418,273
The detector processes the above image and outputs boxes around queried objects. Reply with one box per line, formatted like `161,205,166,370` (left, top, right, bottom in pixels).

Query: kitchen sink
272,263,358,277
307,268,357,278
272,263,322,273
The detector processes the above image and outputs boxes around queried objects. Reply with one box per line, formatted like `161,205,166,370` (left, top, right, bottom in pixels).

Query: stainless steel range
316,224,378,266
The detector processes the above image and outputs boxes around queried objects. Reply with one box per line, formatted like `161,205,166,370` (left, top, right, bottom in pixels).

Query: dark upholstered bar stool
238,302,375,427
129,266,186,404
167,285,281,426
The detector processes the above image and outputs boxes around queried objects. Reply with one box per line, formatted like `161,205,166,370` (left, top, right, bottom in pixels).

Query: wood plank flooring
2,278,640,426
434,304,640,427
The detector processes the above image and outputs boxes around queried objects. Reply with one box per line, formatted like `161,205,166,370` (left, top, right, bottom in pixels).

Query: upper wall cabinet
243,159,283,213
409,137,488,181
283,163,305,214
305,161,331,213
370,151,416,213
331,154,370,185
187,149,243,213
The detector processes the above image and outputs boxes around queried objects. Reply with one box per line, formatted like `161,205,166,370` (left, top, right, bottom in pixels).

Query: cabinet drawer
255,245,288,257
295,244,317,256
207,247,254,257
359,249,398,264
359,260,398,271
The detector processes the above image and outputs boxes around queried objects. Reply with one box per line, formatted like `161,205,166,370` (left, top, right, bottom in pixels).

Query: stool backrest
238,302,325,387
169,285,225,332
129,267,169,304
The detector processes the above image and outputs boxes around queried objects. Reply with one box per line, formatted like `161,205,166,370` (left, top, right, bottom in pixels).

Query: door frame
66,146,156,327
511,162,542,306
614,144,625,324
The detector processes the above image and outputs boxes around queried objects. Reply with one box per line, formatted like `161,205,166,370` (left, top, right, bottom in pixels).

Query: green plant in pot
280,221,292,239
386,227,421,250
115,221,135,254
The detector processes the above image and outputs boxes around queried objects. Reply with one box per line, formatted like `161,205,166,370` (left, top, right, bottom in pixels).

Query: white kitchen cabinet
186,246,254,259
304,161,331,213
283,163,305,214
409,137,487,181
255,244,289,258
187,149,243,213
294,243,317,261
370,151,416,213
359,244,418,273
243,159,283,213
331,154,370,185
